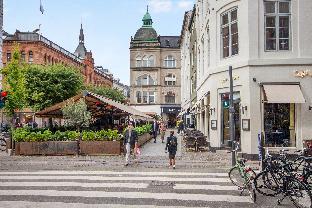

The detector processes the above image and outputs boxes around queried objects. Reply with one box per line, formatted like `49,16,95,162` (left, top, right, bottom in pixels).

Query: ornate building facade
2,25,113,87
130,8,181,126
181,0,312,157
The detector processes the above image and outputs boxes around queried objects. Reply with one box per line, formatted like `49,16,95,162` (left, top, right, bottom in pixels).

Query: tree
1,45,27,116
62,98,91,132
86,85,126,103
25,64,83,111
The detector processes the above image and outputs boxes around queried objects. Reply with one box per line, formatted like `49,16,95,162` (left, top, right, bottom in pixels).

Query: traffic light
222,93,229,109
0,90,8,109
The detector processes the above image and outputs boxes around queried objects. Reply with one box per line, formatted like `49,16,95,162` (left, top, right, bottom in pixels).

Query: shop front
261,83,306,148
161,106,181,128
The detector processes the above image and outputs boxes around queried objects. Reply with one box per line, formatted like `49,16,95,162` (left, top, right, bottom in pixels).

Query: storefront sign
162,107,181,114
294,70,312,78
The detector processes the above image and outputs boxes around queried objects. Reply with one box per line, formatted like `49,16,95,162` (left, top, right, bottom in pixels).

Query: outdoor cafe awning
263,84,306,103
35,91,153,120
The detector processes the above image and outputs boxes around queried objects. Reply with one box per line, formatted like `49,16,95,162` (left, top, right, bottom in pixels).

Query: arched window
136,75,155,86
51,57,54,65
44,54,47,64
28,51,33,63
142,56,148,67
164,55,176,68
164,73,176,86
148,55,154,67
21,51,26,62
165,91,175,104
136,56,142,67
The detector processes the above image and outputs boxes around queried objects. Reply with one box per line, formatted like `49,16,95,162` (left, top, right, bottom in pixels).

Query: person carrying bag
165,131,178,169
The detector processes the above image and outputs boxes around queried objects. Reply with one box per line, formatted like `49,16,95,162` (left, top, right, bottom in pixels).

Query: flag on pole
40,0,45,14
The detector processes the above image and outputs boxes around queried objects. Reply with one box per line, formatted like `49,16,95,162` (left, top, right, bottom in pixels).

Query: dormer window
165,40,170,47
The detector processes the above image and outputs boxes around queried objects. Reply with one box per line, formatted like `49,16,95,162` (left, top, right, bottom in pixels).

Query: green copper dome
133,6,158,41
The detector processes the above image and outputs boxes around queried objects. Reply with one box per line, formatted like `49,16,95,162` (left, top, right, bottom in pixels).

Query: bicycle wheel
229,166,245,189
287,177,312,208
0,138,6,151
254,170,282,196
247,182,257,203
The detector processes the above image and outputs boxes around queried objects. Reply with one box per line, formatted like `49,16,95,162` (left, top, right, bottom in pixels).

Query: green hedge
134,124,152,136
12,127,122,142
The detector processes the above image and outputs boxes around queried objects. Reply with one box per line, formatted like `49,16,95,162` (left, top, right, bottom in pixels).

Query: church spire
79,23,84,43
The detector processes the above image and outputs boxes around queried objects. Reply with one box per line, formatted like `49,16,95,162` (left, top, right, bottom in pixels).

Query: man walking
152,119,158,143
123,122,138,166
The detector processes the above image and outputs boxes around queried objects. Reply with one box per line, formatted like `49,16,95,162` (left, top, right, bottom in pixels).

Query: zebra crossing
0,170,262,207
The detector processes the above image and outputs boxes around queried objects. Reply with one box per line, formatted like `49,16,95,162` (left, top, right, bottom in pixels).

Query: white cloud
149,0,173,13
177,0,193,10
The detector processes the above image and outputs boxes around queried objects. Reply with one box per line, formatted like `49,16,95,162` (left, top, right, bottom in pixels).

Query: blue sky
4,0,194,85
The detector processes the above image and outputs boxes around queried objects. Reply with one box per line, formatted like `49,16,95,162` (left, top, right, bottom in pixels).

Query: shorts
169,154,176,159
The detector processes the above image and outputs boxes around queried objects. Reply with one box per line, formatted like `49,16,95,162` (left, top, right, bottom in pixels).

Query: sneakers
173,165,176,169
124,163,129,167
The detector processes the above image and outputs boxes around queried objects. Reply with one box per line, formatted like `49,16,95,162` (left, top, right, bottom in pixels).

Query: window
44,54,47,64
165,73,176,86
136,91,142,103
29,51,33,63
142,56,148,67
21,51,26,62
165,91,175,104
221,8,238,58
136,75,155,86
136,56,142,67
264,103,295,147
148,55,154,67
164,55,176,68
6,52,11,63
264,1,291,51
136,91,155,104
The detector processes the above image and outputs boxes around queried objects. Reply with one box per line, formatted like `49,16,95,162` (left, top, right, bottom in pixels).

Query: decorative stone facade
130,8,181,126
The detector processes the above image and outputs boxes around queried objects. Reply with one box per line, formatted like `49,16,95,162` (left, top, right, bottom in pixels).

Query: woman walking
165,131,178,169
160,121,166,143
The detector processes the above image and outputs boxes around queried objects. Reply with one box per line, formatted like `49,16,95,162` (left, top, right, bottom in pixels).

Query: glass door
221,92,241,146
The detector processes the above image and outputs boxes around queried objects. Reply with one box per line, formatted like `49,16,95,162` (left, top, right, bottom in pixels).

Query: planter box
80,140,121,155
15,141,78,156
137,133,152,147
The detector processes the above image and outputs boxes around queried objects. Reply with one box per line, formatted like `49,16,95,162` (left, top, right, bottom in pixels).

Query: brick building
2,25,113,87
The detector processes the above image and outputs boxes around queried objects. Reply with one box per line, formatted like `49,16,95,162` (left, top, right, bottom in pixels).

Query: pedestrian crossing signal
222,93,230,109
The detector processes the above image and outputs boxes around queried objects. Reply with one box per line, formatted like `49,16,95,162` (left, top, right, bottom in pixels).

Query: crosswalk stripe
0,201,209,208
0,182,149,189
0,189,252,203
174,184,238,191
0,175,230,183
0,171,228,177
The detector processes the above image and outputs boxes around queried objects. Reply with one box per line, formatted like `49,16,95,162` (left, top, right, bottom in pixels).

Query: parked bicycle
254,148,312,208
228,141,256,202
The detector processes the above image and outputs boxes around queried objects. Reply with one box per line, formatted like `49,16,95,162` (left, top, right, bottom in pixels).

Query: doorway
221,92,241,146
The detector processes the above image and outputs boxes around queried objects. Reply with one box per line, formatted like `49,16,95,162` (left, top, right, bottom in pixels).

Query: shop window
221,8,238,58
264,103,295,147
264,0,291,51
29,51,33,63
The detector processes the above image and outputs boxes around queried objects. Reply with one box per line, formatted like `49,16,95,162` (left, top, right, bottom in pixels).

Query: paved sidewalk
140,129,181,157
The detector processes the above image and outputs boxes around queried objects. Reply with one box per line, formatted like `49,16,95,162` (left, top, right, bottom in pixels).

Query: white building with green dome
129,7,181,126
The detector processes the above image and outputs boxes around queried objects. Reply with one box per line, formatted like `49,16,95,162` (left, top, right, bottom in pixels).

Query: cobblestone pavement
0,129,232,171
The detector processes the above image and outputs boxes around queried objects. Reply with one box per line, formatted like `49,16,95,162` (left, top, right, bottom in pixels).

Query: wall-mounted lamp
309,106,312,111
209,107,215,115
242,106,248,114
